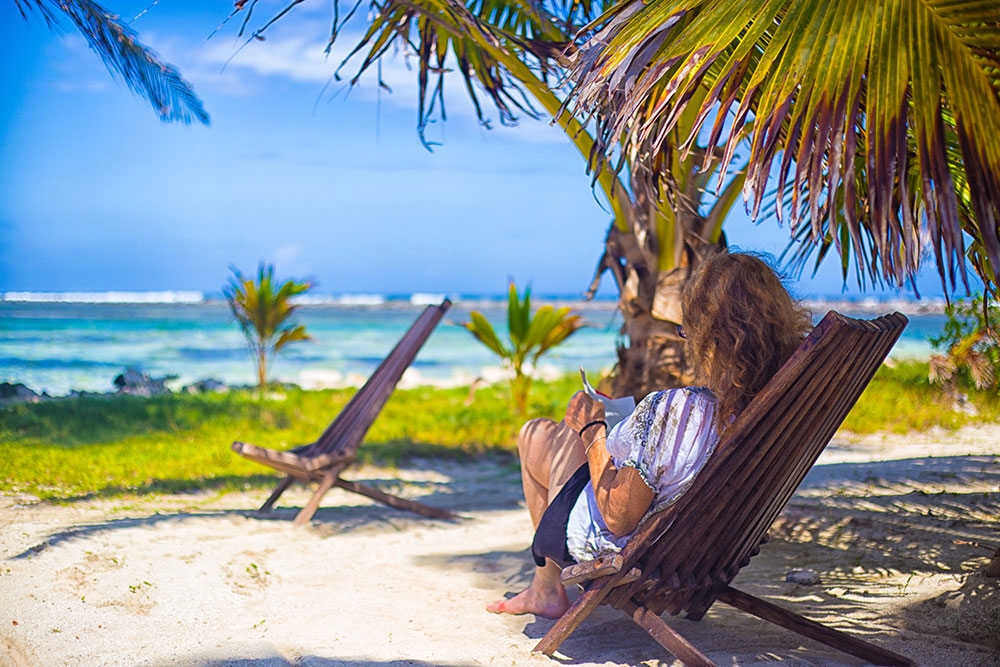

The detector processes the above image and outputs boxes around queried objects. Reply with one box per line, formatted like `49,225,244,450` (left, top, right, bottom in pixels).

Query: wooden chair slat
678,314,902,601
561,554,624,586
692,320,883,576
718,314,904,575
230,300,457,525
601,324,853,610
647,313,901,594
310,303,447,457
624,332,847,600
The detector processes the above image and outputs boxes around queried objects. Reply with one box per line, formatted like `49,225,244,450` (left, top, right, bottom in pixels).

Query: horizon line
0,289,949,313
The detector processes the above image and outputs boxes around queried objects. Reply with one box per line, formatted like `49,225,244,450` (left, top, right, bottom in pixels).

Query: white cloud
190,28,426,107
137,12,577,146
51,78,114,93
225,33,575,145
204,35,343,84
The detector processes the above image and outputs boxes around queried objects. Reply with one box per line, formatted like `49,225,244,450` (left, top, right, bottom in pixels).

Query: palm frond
463,311,510,357
273,324,312,354
568,0,1000,294
236,0,586,148
17,0,209,125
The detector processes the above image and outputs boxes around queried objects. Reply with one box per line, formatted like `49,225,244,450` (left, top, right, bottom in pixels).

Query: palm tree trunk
594,212,727,401
613,284,692,400
257,347,268,391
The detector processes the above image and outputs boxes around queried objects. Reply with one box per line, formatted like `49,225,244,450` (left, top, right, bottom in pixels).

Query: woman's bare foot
486,584,570,619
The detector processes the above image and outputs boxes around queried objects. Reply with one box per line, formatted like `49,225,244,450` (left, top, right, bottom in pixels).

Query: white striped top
566,387,720,563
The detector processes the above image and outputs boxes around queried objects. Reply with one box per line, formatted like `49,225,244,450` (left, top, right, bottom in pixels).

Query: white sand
2,429,998,667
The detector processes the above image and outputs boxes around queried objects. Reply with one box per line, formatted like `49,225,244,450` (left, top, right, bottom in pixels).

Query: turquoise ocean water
0,293,946,397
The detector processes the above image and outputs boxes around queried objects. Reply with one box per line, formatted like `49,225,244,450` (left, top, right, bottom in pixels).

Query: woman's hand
563,392,606,434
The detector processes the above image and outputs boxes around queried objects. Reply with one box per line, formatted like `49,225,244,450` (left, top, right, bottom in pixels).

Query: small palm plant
224,263,312,392
464,283,585,417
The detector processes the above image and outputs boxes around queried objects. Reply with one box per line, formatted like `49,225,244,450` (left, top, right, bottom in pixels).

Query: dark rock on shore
182,378,229,394
3,375,302,402
0,382,47,404
113,367,175,397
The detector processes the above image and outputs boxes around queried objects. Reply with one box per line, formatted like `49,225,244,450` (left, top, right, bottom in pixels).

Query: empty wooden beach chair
232,299,457,526
535,311,913,666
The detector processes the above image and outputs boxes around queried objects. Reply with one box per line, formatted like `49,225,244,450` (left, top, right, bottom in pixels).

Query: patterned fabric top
565,387,720,563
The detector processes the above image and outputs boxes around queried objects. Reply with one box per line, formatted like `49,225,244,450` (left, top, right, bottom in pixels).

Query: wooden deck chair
232,299,457,526
535,311,913,666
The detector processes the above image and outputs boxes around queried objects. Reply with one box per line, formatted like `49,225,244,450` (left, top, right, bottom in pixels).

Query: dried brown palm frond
928,353,957,387
964,347,995,391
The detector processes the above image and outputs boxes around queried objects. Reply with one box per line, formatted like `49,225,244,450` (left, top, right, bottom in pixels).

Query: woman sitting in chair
487,251,813,618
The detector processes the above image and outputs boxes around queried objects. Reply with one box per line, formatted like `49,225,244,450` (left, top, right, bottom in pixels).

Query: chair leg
533,576,614,656
293,471,338,527
717,586,913,666
259,475,294,513
622,601,715,667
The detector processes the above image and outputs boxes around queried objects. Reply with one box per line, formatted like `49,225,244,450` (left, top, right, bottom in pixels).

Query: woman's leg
487,418,586,618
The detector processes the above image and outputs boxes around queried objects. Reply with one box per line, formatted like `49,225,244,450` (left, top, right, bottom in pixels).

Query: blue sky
0,1,977,300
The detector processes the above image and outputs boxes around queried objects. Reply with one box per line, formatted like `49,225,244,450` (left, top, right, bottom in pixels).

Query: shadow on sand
10,453,999,662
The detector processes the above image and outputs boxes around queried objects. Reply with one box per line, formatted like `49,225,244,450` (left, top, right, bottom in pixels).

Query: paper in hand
580,367,636,429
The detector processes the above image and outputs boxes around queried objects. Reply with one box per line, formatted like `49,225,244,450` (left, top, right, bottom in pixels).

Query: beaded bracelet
578,419,607,437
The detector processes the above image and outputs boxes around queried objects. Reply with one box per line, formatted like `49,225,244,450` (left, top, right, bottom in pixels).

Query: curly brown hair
682,251,813,429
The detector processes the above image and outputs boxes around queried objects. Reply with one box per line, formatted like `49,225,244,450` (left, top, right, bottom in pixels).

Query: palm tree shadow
770,454,1000,656
898,568,999,651
798,453,1000,492
419,453,1000,663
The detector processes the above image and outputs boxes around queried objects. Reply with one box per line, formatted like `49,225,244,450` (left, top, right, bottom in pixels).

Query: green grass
1,366,996,501
841,360,1000,434
0,375,578,501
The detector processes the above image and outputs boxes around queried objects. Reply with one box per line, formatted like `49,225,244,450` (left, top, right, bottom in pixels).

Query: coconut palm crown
566,0,1000,296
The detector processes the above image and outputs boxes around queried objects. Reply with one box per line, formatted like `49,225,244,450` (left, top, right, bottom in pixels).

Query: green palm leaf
568,0,1000,293
16,0,209,125
522,304,559,350
273,324,312,354
464,311,510,357
507,282,531,345
535,307,584,357
329,0,563,146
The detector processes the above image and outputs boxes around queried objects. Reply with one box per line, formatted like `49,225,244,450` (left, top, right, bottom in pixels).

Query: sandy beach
1,427,998,667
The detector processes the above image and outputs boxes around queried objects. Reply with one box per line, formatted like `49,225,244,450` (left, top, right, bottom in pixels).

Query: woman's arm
584,427,654,536
566,392,655,537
